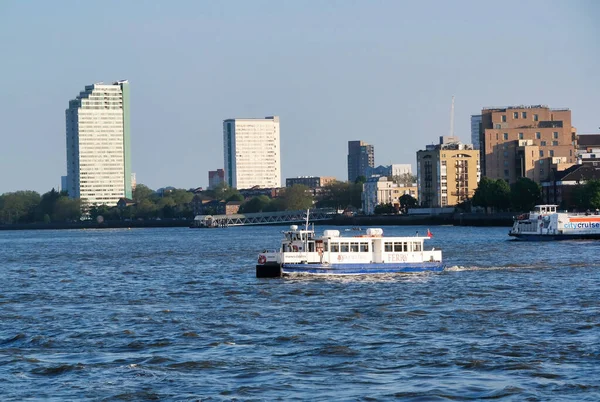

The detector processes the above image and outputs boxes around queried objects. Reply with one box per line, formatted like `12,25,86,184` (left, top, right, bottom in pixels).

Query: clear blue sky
1,0,599,193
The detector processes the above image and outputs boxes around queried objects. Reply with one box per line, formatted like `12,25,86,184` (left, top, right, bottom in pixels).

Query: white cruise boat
509,204,600,241
256,224,444,277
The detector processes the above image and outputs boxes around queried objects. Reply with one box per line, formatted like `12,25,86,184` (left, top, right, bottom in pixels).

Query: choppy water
1,225,599,401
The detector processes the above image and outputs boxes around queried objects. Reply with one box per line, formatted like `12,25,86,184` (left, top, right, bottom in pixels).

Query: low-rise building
362,176,405,215
577,134,600,164
239,187,281,199
225,201,242,215
285,176,336,188
542,164,600,207
365,164,412,178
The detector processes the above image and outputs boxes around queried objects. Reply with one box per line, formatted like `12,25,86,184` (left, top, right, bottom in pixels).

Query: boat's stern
422,248,443,263
256,250,282,278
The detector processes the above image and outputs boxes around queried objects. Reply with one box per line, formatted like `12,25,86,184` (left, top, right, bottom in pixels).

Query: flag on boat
427,229,433,238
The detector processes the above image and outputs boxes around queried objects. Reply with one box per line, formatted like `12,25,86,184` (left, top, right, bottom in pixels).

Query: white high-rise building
223,116,281,189
66,81,132,207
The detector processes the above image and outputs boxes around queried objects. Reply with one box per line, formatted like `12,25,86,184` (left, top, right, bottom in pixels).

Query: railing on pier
191,208,336,228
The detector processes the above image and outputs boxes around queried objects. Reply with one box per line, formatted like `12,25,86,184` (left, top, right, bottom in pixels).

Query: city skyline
1,1,599,194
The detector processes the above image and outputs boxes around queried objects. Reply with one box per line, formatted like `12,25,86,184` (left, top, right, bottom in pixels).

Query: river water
1,225,599,401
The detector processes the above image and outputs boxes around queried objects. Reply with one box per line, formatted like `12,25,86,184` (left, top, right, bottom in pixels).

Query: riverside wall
0,213,514,231
332,212,513,227
0,219,191,231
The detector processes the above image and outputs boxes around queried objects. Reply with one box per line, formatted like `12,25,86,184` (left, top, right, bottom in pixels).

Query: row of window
500,112,539,121
500,132,560,140
322,241,424,253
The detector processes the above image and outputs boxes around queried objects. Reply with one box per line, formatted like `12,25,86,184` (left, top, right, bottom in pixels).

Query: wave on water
445,265,549,272
31,363,85,376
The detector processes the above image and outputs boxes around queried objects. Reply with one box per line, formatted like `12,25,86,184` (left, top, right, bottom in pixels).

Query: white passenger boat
509,204,600,241
256,224,444,277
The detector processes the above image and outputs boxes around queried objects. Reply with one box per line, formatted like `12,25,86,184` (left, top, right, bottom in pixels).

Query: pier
191,209,336,228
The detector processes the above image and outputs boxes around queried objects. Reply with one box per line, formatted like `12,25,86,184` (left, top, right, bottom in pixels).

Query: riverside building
65,80,132,208
223,116,281,189
416,136,480,207
480,105,576,184
347,140,374,182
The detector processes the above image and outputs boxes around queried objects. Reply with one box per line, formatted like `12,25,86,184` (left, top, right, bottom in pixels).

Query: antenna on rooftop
450,95,455,138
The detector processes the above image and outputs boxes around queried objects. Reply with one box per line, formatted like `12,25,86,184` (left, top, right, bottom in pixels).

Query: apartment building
65,80,132,207
416,137,480,207
347,140,374,182
223,116,281,189
480,105,576,184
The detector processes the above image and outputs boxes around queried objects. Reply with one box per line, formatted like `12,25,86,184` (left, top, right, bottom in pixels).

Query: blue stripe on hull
510,233,600,241
281,262,445,276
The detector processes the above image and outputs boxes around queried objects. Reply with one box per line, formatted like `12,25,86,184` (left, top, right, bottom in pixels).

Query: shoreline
0,213,513,231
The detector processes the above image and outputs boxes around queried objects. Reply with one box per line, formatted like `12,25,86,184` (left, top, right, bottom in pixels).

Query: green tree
472,177,493,210
240,195,272,213
168,189,194,205
279,184,314,210
208,183,243,201
157,197,177,218
226,193,244,202
574,180,600,210
36,189,61,221
511,177,541,212
354,175,367,185
133,184,155,203
374,203,395,214
52,197,82,222
0,190,41,223
473,177,511,212
399,194,418,214
135,199,158,219
585,180,600,210
317,181,363,210
491,179,511,211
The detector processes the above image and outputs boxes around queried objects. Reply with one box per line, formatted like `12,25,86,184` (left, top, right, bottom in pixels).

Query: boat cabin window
384,242,393,252
534,205,557,214
323,242,328,252
394,242,408,252
350,242,359,252
412,242,422,252
308,242,315,252
359,243,369,252
340,243,349,252
331,243,339,252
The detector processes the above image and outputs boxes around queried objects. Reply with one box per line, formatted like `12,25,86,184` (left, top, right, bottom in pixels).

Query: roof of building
553,163,600,182
577,134,600,148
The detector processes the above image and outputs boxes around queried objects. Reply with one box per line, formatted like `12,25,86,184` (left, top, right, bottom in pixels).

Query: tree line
0,189,80,224
0,180,366,224
470,177,600,212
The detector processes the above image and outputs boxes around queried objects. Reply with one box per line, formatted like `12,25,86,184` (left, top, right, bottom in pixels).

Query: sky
1,0,599,194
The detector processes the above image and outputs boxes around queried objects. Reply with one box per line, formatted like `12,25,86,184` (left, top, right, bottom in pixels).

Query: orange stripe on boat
569,217,600,222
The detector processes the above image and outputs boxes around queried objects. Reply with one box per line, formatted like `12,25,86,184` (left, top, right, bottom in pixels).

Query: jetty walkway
191,209,336,228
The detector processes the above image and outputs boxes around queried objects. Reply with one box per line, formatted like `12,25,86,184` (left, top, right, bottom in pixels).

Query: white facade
66,81,132,207
362,176,403,215
391,164,412,176
223,116,281,189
